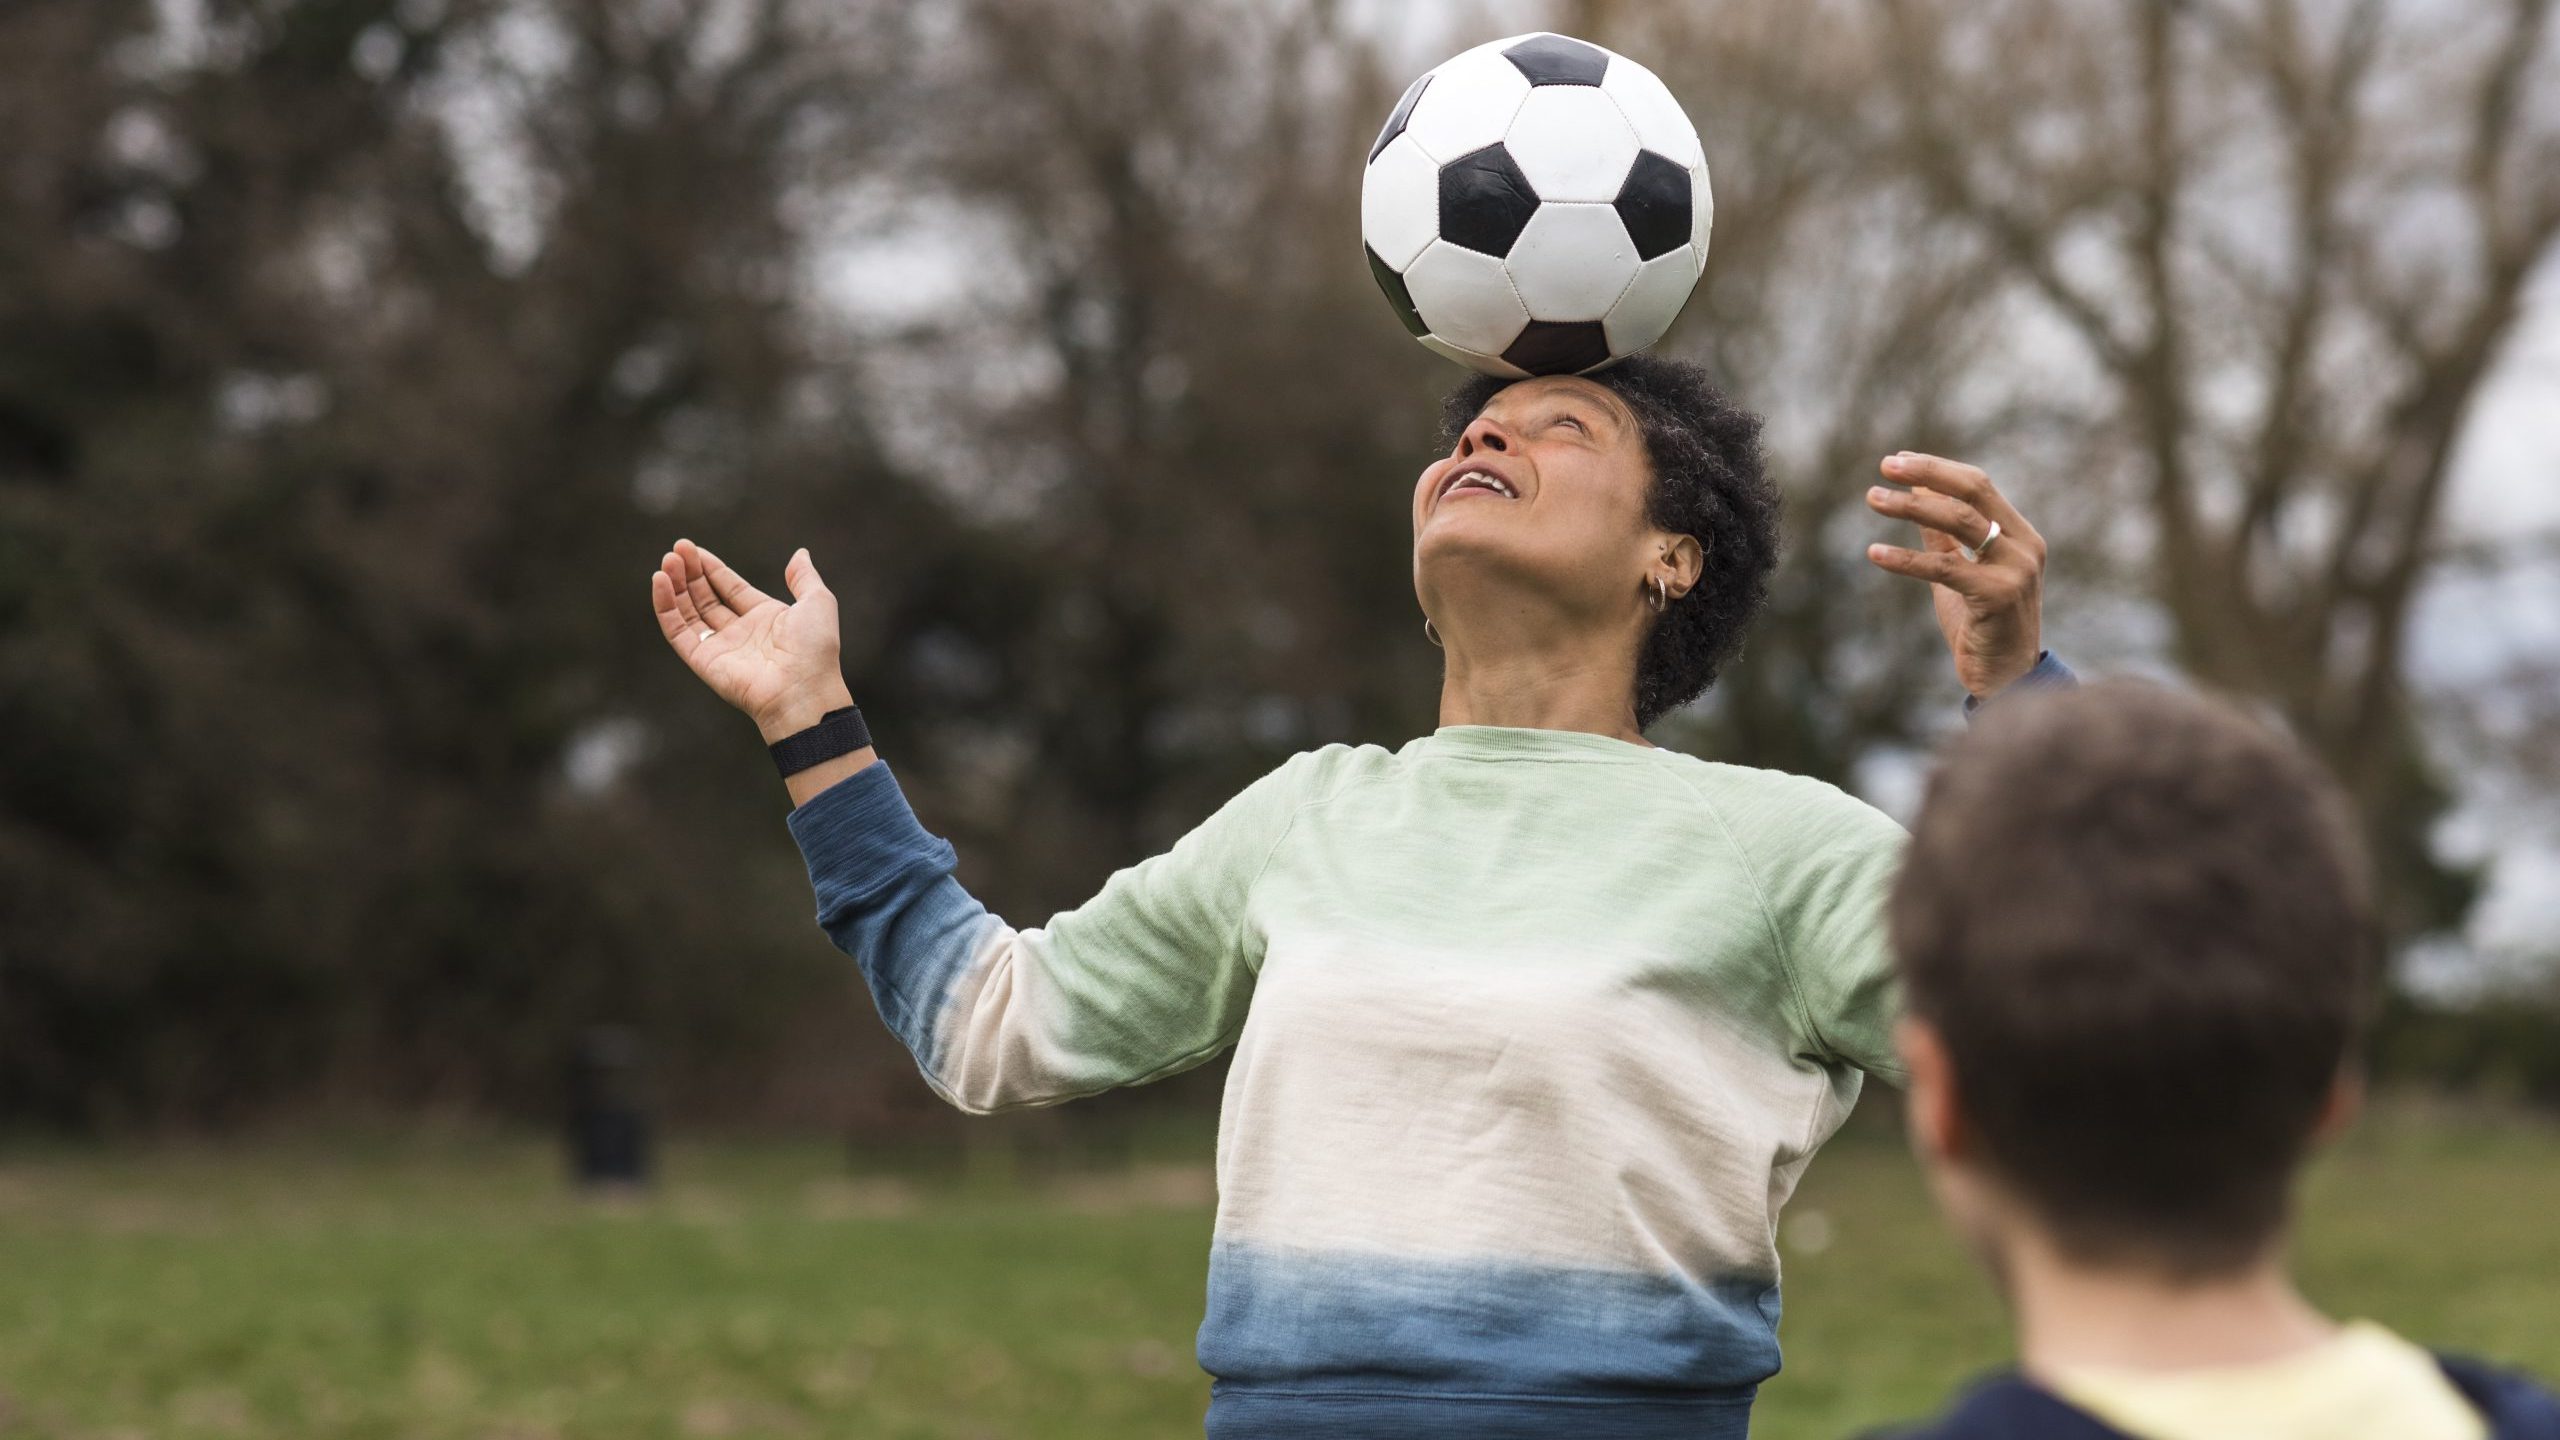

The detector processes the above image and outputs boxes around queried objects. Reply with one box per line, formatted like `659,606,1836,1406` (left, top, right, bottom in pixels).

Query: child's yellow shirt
2050,1321,2486,1440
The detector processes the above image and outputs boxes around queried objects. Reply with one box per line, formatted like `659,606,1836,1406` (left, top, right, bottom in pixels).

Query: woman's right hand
650,539,855,743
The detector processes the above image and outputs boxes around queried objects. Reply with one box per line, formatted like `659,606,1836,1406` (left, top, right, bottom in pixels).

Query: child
1876,681,2560,1440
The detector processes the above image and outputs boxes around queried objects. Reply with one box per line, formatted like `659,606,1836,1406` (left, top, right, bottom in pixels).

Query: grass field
1,1108,2555,1439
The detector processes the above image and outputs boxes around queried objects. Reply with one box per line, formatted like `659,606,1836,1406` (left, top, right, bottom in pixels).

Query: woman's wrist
753,679,857,744
784,748,878,809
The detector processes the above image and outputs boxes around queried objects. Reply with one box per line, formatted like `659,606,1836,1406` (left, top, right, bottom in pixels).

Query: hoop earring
1645,575,1669,614
1423,616,1443,648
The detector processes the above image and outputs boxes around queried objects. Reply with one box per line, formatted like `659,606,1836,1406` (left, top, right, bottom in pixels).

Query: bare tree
1875,0,2560,937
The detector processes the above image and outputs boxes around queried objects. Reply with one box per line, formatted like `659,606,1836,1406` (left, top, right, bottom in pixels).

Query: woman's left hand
1863,453,2049,698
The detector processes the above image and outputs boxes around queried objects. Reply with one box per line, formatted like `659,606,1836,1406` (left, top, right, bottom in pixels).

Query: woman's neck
1434,623,1648,745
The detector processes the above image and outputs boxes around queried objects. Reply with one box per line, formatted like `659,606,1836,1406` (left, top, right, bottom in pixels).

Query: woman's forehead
1482,375,1635,431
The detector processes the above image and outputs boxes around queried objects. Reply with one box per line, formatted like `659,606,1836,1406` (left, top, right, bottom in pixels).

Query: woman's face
1412,376,1661,626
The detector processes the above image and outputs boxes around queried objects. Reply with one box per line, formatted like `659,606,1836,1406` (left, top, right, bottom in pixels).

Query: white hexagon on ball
1502,86,1640,203
1399,44,1531,163
1402,240,1532,356
1604,246,1702,355
1599,57,1704,171
1361,135,1440,270
1504,203,1640,322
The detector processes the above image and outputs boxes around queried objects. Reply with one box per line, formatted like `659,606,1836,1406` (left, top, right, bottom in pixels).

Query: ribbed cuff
784,761,954,914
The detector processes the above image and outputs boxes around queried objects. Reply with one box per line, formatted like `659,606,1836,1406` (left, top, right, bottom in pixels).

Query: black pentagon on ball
1368,71,1432,163
1366,245,1428,338
1439,143,1540,257
1503,320,1613,375
1502,33,1609,87
1614,150,1691,261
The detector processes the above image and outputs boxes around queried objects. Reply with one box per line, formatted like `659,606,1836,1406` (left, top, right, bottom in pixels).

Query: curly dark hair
1437,355,1780,730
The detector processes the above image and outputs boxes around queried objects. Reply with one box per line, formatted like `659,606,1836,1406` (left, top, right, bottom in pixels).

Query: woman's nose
1459,419,1510,456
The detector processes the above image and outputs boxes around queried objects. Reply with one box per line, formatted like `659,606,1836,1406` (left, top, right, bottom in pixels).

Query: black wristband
769,705,872,778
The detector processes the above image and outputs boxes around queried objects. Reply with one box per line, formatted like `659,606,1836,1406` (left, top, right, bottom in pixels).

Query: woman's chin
1417,502,1521,551
1415,518,1552,594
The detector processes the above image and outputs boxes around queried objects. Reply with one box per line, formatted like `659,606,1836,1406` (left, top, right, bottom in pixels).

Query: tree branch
2234,0,2383,558
1875,3,2142,373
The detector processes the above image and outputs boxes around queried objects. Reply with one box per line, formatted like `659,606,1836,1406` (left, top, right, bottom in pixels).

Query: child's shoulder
2439,1352,2560,1439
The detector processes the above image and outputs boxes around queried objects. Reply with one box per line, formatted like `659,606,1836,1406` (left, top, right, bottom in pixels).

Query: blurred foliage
0,0,1451,1130
0,0,2553,1130
2375,991,2560,1111
0,0,964,1125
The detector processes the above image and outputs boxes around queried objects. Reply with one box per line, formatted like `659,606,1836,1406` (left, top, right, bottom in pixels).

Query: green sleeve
790,747,1318,1113
1010,752,1319,1097
1734,777,1911,1084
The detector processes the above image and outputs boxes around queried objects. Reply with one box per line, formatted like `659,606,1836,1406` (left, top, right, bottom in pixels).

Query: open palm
650,539,848,735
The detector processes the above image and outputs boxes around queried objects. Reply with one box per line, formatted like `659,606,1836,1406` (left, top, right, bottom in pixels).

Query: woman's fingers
1866,484,1994,554
672,540,737,627
1868,453,2049,695
782,548,836,610
778,545,819,597
660,550,712,632
684,539,773,616
1880,454,2042,550
1865,541,2028,606
651,569,703,662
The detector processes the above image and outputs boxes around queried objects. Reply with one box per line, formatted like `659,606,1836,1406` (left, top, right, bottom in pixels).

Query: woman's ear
1659,532,1706,600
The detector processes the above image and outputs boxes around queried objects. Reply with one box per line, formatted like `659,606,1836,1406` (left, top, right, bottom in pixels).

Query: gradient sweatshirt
786,718,1939,1438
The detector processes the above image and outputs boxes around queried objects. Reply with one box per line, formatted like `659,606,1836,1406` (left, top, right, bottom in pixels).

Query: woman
648,355,2068,1439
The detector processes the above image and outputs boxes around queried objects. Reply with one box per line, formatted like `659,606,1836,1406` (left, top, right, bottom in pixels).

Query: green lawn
1,1109,2554,1439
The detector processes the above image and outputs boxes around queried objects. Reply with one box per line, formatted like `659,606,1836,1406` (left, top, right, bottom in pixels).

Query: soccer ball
1360,32,1711,377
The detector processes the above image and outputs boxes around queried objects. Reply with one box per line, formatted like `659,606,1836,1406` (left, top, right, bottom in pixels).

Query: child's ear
2311,1064,2365,1146
1896,1017,1970,1164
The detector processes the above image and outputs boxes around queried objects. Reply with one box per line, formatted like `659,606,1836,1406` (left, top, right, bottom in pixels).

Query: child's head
1890,681,2377,1280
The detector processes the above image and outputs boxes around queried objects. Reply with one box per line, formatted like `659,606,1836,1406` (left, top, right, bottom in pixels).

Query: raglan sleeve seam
1037,754,1339,1098
1668,766,1837,1071
1223,749,1374,977
1231,799,1305,977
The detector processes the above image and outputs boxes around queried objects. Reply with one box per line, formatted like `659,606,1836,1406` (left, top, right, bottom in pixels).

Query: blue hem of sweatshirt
1205,1384,1757,1440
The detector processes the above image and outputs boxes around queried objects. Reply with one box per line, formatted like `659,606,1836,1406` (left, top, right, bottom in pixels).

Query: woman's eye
1556,415,1586,434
